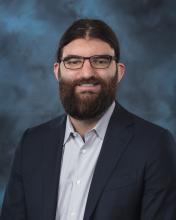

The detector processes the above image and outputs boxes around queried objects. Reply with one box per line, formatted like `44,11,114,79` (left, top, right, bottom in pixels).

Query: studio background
0,0,176,210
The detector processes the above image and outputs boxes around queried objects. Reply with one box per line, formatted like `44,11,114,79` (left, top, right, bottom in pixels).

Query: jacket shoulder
121,106,167,134
117,103,175,142
27,114,66,133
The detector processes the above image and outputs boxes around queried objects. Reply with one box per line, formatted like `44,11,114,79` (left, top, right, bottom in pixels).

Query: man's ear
117,63,125,83
53,62,60,81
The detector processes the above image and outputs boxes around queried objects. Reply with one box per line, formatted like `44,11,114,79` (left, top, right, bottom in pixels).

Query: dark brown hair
56,18,120,62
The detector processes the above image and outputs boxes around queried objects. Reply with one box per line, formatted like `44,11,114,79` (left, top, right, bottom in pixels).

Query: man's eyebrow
63,54,113,59
63,55,83,58
62,55,83,61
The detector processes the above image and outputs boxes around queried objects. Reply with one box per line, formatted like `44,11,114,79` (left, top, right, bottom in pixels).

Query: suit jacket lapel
83,103,134,220
42,115,66,220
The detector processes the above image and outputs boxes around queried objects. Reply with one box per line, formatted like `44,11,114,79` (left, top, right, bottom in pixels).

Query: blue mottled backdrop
0,0,176,209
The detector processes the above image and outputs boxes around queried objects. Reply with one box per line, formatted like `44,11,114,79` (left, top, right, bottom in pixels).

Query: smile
79,83,98,87
76,83,101,93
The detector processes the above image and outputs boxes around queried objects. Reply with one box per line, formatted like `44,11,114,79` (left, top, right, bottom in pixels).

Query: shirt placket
67,134,85,220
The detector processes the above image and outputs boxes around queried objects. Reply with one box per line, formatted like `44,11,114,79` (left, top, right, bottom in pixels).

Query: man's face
54,38,125,120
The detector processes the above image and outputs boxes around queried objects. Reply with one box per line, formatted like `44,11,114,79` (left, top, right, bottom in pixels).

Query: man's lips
75,83,101,93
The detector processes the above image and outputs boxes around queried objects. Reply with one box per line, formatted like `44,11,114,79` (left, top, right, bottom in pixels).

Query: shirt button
76,180,81,185
71,211,76,216
81,149,86,154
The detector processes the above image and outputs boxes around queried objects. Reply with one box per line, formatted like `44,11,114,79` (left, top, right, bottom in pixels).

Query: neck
69,116,101,138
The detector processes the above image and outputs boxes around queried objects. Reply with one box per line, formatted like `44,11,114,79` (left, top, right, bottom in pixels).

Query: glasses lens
63,56,83,69
91,55,111,68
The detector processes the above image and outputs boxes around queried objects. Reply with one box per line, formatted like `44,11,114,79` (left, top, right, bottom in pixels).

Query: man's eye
66,59,82,64
93,58,109,64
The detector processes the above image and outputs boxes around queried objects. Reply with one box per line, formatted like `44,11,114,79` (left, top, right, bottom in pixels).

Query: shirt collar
64,116,76,145
64,101,116,144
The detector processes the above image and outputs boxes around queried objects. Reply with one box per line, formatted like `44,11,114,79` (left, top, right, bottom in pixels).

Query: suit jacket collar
83,102,135,220
42,115,66,220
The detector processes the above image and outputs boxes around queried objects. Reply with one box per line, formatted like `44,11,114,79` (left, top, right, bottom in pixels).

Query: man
1,19,176,220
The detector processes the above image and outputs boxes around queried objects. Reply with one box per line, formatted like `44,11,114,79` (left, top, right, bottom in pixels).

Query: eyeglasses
60,55,117,70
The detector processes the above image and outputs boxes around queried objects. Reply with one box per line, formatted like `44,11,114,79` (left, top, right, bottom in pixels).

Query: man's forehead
62,38,115,57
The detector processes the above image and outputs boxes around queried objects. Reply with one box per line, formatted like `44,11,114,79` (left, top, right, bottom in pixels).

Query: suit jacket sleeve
140,129,176,219
0,130,28,220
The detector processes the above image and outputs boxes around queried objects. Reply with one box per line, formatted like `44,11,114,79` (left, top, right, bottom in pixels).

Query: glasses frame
60,55,117,70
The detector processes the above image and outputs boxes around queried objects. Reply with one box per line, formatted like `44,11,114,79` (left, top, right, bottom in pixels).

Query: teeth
80,83,95,86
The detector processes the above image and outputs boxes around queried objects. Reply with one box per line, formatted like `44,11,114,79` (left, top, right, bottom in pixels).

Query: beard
59,73,118,120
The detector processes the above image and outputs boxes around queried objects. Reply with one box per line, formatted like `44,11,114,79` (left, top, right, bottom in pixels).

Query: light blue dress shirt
55,101,115,220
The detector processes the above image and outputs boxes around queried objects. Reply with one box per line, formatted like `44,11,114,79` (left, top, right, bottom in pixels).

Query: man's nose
80,59,95,78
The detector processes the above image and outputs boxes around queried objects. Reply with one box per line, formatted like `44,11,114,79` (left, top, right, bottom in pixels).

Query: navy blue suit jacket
1,103,176,220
